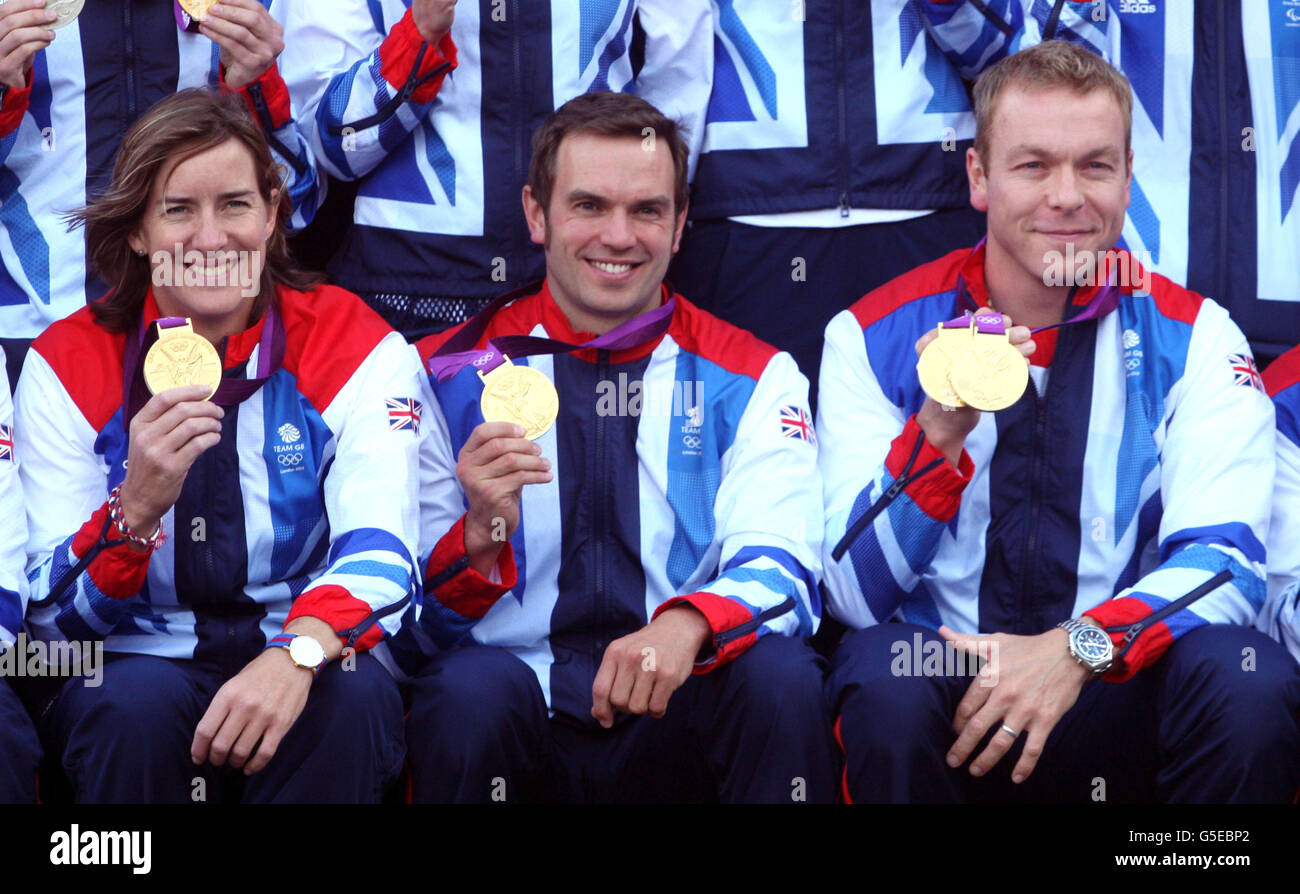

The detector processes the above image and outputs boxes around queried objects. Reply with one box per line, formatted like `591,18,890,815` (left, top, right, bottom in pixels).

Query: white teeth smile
591,261,633,274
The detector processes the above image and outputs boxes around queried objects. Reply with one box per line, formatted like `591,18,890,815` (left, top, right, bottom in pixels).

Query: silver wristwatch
1057,618,1114,676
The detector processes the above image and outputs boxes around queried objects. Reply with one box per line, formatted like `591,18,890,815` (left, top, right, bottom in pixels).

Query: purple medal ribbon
942,311,1009,334
174,1,201,32
427,282,677,382
123,308,286,425
955,238,1125,335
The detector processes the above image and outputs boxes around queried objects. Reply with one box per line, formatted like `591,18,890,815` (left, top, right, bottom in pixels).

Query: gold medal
478,355,559,440
916,325,969,408
177,0,218,19
142,319,222,398
948,324,1029,412
45,0,85,29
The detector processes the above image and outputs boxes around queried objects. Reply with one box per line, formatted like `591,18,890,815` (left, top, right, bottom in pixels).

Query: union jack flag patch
1228,354,1265,393
0,424,11,461
386,398,423,434
779,406,815,443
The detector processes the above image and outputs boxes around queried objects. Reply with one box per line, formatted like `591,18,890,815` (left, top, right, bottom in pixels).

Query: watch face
1074,626,1112,662
288,636,325,669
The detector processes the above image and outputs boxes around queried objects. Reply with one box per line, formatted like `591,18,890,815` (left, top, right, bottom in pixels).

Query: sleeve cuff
221,63,293,131
71,503,152,600
379,9,458,104
1083,597,1174,682
287,584,386,651
0,71,33,137
654,593,755,674
883,415,974,521
424,515,517,621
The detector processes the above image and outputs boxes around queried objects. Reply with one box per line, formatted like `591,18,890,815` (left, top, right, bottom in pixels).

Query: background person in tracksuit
0,0,322,393
914,0,1300,363
0,347,39,804
281,0,712,341
669,0,989,404
1260,347,1300,665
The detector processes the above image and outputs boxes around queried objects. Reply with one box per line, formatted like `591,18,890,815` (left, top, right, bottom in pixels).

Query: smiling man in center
404,91,836,803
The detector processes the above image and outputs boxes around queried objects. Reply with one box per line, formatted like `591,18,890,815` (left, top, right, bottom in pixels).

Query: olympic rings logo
682,436,702,449
277,453,304,467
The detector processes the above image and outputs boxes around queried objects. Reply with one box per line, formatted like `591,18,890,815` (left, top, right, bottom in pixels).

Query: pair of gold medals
916,316,1029,412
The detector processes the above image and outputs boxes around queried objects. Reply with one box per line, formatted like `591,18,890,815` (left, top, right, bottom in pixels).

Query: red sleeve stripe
72,504,152,600
654,592,756,673
287,583,386,650
0,74,31,136
1083,596,1173,682
378,10,458,105
883,416,973,522
425,516,517,619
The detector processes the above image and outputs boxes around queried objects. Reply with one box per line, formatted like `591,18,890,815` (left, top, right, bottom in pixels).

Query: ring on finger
999,724,1019,738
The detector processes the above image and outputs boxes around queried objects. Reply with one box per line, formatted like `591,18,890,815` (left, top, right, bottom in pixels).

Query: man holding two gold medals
820,41,1300,803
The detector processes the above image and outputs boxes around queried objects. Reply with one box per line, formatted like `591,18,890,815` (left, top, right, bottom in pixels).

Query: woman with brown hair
13,88,422,803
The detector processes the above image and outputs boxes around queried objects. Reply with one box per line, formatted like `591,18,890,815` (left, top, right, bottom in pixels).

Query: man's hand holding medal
915,307,1036,467
185,0,285,90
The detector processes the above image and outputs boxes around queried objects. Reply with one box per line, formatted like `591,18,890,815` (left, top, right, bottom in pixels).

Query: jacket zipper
593,350,610,651
714,595,797,648
1215,1,1229,302
1018,387,1047,631
329,51,453,134
337,588,416,649
512,0,525,284
835,0,849,217
1105,569,1233,658
830,433,942,562
124,3,137,122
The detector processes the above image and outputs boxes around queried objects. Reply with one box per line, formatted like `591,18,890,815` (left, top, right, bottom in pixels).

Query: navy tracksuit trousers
0,677,41,803
39,653,405,803
405,634,840,803
829,622,1300,803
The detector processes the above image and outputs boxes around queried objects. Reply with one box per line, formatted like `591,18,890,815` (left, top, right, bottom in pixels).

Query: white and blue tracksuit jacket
0,351,26,649
14,285,424,661
0,0,321,340
689,0,977,219
819,244,1274,679
280,0,712,300
1262,348,1300,662
915,0,1300,355
412,283,822,720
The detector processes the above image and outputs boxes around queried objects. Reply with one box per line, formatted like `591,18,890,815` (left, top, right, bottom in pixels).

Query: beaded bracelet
106,484,166,550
